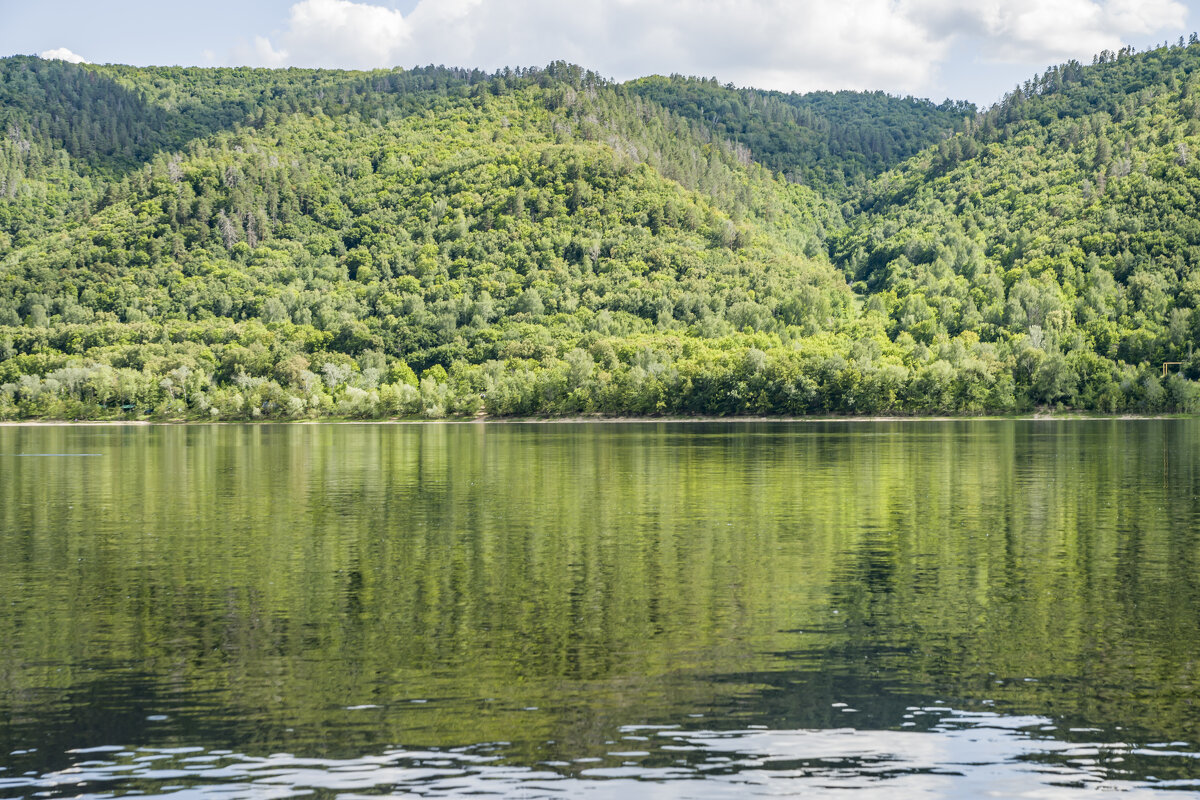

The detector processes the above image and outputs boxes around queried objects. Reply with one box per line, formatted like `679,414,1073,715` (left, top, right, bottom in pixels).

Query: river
1,421,1198,797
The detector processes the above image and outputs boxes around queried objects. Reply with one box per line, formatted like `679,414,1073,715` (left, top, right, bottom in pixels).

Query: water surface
1,420,1199,797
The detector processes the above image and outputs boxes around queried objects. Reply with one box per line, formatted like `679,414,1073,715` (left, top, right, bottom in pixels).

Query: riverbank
0,412,1187,425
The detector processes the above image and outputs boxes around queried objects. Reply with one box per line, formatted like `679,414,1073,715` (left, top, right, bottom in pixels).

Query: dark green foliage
0,56,502,175
625,75,973,193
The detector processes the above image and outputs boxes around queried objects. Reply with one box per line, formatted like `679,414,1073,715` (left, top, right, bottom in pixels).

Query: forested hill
834,41,1200,411
1,47,1200,420
625,76,974,192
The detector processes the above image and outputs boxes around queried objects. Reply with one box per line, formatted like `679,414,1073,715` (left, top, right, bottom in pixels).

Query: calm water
1,420,1199,798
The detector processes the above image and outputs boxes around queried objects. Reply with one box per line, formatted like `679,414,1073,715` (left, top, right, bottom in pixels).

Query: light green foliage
1,50,1200,419
832,41,1200,413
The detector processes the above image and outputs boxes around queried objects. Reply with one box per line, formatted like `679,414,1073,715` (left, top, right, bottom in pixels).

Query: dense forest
1,45,1199,420
625,76,974,193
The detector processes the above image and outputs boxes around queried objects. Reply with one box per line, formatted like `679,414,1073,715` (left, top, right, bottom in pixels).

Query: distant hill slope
1,50,1199,419
0,56,503,175
625,75,973,193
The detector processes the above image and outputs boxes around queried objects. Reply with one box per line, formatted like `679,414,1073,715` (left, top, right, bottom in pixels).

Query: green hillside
835,42,1200,412
1,47,1200,420
625,75,973,193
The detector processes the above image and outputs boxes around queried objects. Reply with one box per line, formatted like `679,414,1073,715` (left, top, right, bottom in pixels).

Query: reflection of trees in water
1,421,1198,766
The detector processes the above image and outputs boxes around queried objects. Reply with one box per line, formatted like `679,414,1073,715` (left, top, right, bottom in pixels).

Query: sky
2,0,1199,106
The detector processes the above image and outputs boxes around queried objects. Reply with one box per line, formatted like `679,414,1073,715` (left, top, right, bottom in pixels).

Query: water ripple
2,712,1196,799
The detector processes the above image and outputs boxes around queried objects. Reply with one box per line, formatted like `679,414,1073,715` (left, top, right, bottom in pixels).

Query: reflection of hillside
1,422,1198,767
825,421,1200,742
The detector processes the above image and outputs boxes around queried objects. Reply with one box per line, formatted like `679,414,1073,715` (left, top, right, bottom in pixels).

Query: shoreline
0,413,1188,426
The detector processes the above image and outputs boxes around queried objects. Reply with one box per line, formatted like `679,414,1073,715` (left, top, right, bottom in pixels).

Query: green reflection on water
0,421,1198,773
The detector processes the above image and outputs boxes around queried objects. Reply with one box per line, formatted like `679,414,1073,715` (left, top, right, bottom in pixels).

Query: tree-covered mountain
625,75,974,193
1,46,1200,420
834,40,1200,412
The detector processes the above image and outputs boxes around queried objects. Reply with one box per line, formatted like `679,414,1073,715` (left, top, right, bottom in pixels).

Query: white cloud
230,0,1190,96
39,47,87,64
904,0,1188,64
